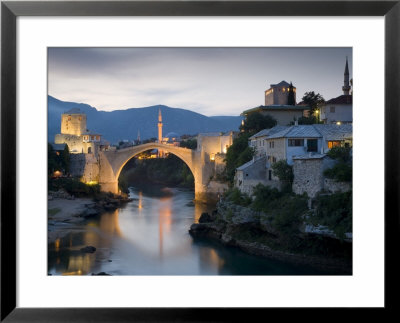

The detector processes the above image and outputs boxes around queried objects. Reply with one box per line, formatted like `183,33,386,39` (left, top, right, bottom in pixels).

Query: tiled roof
249,125,287,139
326,95,352,105
293,153,326,160
313,124,352,141
236,156,266,171
267,125,322,139
242,105,308,115
266,124,352,140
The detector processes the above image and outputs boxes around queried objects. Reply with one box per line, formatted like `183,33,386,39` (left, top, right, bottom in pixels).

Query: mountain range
48,96,243,144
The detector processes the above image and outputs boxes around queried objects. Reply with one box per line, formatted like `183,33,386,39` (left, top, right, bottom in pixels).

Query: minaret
137,130,141,145
158,108,163,143
342,57,351,95
158,108,163,157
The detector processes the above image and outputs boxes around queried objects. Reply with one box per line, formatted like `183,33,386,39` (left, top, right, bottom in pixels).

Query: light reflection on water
48,185,324,275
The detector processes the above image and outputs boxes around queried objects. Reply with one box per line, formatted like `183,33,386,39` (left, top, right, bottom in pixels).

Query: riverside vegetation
189,185,352,274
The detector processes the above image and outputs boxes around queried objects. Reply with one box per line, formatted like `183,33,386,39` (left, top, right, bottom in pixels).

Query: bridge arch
114,144,197,184
98,143,214,201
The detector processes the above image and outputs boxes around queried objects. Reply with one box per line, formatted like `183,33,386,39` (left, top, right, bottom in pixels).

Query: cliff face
189,200,352,274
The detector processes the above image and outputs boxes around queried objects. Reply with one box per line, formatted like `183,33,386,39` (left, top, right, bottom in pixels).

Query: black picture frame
1,0,399,321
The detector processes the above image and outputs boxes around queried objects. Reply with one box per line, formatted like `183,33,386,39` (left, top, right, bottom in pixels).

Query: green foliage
48,177,101,197
251,184,308,236
324,147,352,182
311,191,352,239
48,143,70,175
326,147,352,163
118,173,130,194
271,160,293,192
224,187,252,206
120,153,194,188
224,133,255,183
180,138,197,150
240,112,277,134
287,82,296,105
324,164,352,182
301,91,325,116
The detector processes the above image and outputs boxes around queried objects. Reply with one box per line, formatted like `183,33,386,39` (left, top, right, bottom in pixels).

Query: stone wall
70,153,100,183
292,156,351,198
292,158,325,198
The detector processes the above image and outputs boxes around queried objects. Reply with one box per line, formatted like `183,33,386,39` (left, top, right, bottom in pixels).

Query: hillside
48,96,243,144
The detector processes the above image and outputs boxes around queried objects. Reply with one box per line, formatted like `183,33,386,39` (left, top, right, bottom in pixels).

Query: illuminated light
336,121,341,125
223,147,227,154
210,154,215,161
138,191,143,209
55,238,60,252
86,181,98,185
283,88,286,92
53,170,62,177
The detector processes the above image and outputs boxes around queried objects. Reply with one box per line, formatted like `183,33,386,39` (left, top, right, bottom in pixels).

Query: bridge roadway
98,143,216,202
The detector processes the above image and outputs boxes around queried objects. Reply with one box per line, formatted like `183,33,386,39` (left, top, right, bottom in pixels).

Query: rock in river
80,246,96,253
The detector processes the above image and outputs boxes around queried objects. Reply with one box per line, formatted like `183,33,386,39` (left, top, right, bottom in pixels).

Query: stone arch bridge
98,143,218,202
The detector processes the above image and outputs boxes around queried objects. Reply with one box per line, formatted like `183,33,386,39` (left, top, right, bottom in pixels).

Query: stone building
320,58,353,124
235,124,352,195
242,80,309,126
292,155,351,198
53,108,110,184
54,108,110,155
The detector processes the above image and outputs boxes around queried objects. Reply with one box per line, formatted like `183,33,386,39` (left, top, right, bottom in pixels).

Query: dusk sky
48,47,352,116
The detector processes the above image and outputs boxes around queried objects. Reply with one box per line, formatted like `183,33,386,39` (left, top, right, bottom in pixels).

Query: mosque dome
165,132,180,141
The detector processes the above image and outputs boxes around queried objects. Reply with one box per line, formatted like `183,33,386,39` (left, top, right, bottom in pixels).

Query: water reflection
48,185,326,275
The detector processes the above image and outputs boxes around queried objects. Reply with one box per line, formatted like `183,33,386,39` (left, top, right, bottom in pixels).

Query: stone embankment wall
70,153,99,183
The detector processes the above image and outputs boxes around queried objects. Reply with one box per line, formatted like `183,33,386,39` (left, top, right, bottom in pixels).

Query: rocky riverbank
48,189,132,243
189,200,352,274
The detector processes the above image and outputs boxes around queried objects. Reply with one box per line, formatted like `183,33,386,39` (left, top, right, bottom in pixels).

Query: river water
48,184,324,275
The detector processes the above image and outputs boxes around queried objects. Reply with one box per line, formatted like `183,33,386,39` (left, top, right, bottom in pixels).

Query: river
48,184,324,275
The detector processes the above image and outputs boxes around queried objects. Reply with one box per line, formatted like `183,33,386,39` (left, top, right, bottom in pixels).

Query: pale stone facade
264,81,296,106
197,132,234,156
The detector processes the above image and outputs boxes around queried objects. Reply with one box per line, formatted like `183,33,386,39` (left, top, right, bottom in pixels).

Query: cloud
48,47,352,115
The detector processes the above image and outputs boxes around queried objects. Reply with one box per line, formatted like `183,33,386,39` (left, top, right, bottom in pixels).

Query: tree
287,82,296,106
271,160,294,192
180,138,197,150
61,144,70,174
240,112,277,134
302,91,325,117
224,133,255,183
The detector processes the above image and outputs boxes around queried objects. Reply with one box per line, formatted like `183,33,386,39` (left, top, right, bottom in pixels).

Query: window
330,106,336,113
328,141,341,149
88,147,92,154
288,139,304,146
268,170,272,180
269,141,274,148
272,157,277,163
307,139,318,152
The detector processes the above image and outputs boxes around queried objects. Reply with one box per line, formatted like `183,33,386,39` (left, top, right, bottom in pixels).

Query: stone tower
342,57,351,95
61,108,87,136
